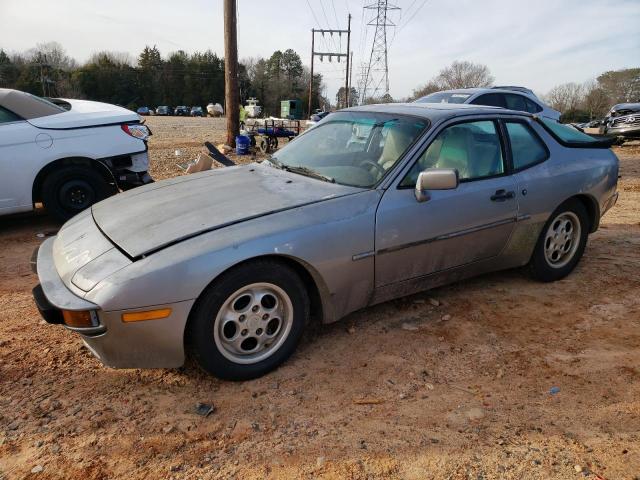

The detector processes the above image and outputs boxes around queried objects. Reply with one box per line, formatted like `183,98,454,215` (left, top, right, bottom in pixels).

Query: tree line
0,42,327,116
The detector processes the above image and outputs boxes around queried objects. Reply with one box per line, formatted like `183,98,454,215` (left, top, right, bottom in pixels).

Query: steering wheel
361,159,386,177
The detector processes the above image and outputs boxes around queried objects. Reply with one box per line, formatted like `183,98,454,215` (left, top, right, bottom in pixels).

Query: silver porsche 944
33,103,619,380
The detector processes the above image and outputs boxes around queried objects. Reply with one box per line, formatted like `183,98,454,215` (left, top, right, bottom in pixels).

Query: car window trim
396,116,509,189
500,118,550,173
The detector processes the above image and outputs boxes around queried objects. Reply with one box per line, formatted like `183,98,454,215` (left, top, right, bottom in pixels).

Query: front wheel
186,260,309,380
528,199,589,282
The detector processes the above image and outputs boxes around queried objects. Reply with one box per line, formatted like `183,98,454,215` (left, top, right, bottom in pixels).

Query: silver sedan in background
414,86,561,121
33,103,618,380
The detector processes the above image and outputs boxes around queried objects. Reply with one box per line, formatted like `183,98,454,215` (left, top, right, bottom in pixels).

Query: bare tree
411,60,493,100
411,80,441,100
544,82,584,114
436,60,494,89
28,41,76,70
582,80,610,120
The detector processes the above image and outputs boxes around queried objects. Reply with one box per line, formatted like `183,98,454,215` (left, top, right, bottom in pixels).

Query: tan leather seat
434,127,472,178
378,128,414,171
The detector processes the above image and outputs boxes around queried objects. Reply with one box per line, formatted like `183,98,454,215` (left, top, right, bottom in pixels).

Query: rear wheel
187,260,309,380
528,199,589,282
42,166,114,222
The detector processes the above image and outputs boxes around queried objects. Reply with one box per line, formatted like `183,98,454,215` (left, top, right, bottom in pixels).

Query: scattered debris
194,403,215,417
347,326,356,334
401,322,419,331
205,141,236,166
574,464,583,473
31,465,43,474
429,298,440,307
550,386,561,395
441,314,451,321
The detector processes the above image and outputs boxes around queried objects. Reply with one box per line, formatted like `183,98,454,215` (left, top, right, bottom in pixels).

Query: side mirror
415,168,459,202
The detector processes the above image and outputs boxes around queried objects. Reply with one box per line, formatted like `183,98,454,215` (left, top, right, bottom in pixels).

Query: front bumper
605,125,640,139
32,237,193,369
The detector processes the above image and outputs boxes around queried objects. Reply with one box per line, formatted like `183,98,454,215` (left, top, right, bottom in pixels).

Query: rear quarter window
471,93,506,108
539,118,610,147
505,121,548,170
0,106,22,124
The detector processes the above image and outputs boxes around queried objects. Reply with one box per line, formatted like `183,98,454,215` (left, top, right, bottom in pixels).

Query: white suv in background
0,89,152,221
414,86,561,121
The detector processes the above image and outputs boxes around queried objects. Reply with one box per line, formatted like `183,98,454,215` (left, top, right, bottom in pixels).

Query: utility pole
308,15,351,112
308,30,315,117
348,51,354,107
344,14,351,108
224,0,239,147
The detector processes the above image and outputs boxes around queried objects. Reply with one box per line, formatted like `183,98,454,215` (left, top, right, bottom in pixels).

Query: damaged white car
0,88,152,221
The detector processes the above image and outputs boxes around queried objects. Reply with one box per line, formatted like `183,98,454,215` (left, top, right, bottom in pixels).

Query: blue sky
1,0,638,101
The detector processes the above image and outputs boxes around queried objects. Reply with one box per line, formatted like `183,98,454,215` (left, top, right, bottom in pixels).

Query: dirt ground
0,117,639,479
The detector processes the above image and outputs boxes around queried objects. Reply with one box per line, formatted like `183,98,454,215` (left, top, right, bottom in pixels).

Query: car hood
27,99,140,129
92,163,361,258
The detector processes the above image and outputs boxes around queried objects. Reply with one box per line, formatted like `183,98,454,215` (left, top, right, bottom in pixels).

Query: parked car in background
190,106,204,117
136,106,151,116
415,87,561,121
305,110,330,130
174,106,189,116
155,106,172,116
0,88,152,221
33,102,618,380
602,103,640,143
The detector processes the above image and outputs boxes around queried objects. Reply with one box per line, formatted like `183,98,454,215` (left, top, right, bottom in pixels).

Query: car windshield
415,92,472,104
269,112,429,188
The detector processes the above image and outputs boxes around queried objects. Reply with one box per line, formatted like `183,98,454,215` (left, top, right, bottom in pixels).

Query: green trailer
280,99,303,120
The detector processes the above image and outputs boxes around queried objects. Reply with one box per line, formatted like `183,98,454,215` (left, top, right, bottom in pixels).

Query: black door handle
490,189,515,201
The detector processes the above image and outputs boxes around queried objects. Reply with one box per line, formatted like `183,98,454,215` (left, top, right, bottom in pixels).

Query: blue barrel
236,135,250,155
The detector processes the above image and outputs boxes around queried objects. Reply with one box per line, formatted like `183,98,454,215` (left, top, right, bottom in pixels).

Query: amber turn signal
121,308,172,323
62,310,98,328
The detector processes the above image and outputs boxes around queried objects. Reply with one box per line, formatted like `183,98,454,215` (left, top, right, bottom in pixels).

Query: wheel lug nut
252,306,259,312
256,328,263,335
239,315,246,322
262,313,269,320
241,329,248,336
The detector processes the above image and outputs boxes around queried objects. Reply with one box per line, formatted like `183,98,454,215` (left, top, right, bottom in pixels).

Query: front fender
87,190,382,324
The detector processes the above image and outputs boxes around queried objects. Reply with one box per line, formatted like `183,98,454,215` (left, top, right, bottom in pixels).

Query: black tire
42,166,114,222
186,260,309,380
528,199,589,282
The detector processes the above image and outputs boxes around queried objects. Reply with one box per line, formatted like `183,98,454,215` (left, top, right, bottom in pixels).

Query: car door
0,107,40,214
374,118,518,287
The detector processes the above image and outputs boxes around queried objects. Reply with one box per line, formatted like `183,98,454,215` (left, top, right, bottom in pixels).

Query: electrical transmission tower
358,0,399,104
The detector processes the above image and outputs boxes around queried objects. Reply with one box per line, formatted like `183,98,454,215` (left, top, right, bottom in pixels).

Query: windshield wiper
283,165,335,183
265,157,334,183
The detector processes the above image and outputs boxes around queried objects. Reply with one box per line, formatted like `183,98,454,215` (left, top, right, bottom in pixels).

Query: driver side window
400,120,504,187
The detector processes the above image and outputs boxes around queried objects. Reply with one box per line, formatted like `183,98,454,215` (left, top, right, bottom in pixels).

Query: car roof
421,87,540,100
343,102,532,121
